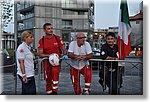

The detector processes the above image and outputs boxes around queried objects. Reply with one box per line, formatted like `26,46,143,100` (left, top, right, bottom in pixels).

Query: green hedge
7,48,15,57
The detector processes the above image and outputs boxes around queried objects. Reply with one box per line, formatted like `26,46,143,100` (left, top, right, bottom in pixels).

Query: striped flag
117,0,132,60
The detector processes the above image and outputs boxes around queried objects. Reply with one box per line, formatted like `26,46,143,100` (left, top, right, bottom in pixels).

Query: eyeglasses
77,37,86,39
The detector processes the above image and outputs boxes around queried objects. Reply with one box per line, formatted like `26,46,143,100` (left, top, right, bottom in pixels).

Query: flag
117,0,132,60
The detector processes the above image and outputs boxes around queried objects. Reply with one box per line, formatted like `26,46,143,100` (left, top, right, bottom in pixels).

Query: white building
1,31,14,50
129,2,143,48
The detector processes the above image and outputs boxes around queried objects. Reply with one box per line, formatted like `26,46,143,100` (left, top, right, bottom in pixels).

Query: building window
136,21,140,24
62,20,73,29
62,0,77,8
78,11,84,15
62,10,75,15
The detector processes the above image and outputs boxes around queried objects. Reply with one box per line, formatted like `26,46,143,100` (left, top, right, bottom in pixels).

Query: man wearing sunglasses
68,32,93,95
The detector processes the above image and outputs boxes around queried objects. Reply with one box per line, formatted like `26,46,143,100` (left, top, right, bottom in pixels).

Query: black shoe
82,89,90,95
52,92,58,95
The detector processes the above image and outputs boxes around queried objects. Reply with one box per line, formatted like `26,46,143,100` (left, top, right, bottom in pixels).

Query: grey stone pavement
1,57,143,95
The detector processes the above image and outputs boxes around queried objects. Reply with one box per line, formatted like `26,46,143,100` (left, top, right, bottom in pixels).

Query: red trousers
43,60,60,94
70,65,92,95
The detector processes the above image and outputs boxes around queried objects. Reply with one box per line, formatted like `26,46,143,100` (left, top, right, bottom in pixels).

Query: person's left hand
62,55,69,60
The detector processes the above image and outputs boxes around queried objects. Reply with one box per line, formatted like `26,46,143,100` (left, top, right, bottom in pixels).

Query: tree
1,0,13,31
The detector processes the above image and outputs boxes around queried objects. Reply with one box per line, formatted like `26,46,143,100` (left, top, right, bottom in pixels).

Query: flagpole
119,39,121,60
120,39,123,60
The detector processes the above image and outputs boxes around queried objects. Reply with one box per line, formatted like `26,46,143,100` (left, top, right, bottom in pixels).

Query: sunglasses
77,37,86,39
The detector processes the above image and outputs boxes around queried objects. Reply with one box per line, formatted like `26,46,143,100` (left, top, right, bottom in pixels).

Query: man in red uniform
38,23,68,95
68,32,93,95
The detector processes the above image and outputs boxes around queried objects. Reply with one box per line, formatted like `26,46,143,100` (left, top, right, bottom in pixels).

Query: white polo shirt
68,41,92,70
16,42,34,77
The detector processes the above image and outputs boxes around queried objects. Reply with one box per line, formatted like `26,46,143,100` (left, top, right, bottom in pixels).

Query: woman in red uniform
38,23,68,95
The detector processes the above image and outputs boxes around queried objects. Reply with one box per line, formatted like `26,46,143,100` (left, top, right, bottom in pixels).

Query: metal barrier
90,59,143,95
36,57,48,94
36,57,143,95
1,57,143,95
1,63,17,95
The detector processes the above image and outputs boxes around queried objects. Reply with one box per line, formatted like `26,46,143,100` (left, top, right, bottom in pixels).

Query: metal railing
90,59,143,95
36,57,143,95
1,57,143,95
1,63,17,94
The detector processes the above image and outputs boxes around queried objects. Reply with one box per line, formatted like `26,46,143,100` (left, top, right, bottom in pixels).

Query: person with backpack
38,23,68,95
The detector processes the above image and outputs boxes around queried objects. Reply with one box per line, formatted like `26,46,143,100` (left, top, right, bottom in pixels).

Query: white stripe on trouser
72,76,74,83
53,81,58,84
52,81,58,90
46,90,52,94
53,86,58,89
45,70,47,79
85,83,91,86
84,88,89,91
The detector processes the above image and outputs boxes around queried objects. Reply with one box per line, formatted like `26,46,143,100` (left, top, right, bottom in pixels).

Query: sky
5,0,143,33
95,0,143,29
3,0,14,33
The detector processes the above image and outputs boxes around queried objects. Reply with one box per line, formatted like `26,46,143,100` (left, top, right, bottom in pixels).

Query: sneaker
52,91,58,95
46,90,52,95
82,90,90,95
105,86,109,91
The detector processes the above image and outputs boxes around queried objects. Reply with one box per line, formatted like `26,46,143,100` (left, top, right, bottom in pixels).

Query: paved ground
1,57,143,95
